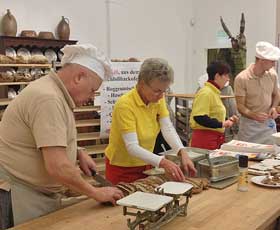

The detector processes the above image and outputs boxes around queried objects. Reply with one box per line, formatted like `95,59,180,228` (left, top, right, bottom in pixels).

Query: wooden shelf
0,98,12,106
0,81,29,86
0,36,77,50
0,63,51,68
77,132,102,141
74,105,100,112
0,109,5,119
84,144,107,155
54,62,62,68
75,119,100,127
94,157,105,172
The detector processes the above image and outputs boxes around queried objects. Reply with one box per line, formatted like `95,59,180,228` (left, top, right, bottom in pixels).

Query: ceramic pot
57,16,70,40
38,31,55,39
2,9,17,36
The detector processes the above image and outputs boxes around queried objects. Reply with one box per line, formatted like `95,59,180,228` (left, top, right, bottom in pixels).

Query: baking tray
163,147,208,164
198,155,238,182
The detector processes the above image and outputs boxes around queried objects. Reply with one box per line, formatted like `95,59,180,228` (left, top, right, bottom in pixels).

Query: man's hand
78,149,97,176
159,158,185,182
249,112,269,122
268,107,278,120
92,187,124,205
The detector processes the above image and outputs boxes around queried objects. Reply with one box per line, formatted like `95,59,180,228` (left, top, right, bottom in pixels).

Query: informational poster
100,62,142,138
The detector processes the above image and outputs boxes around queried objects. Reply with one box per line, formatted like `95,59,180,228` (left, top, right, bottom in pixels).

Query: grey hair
138,58,174,84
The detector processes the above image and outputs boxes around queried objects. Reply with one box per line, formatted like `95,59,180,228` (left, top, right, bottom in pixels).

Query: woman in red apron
105,58,197,184
190,61,239,150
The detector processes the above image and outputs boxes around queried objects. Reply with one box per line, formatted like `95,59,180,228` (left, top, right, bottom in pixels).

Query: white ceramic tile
156,182,193,195
261,159,280,167
116,191,173,211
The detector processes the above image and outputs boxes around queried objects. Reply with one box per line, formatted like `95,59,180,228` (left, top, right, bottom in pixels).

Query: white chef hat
198,73,208,88
255,41,280,61
61,44,112,80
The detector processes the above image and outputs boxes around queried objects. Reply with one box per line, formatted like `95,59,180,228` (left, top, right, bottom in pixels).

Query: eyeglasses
146,84,168,96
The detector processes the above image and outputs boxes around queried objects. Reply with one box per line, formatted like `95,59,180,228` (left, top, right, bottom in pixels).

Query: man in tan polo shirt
0,44,123,225
234,41,280,144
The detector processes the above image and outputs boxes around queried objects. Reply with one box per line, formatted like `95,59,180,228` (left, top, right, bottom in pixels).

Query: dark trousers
153,131,171,154
0,190,13,229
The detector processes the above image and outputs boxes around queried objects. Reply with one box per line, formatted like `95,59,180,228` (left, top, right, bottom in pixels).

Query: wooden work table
10,177,280,230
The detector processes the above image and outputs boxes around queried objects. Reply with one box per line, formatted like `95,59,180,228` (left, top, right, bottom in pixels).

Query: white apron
237,116,276,144
0,167,85,225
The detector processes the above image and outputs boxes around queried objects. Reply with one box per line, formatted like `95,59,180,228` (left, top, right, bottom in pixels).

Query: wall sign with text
100,62,142,138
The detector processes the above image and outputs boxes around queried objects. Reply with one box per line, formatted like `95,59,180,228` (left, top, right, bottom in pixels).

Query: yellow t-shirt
190,82,226,133
105,87,169,167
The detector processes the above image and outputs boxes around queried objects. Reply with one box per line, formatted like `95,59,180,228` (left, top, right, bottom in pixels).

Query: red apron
105,158,152,185
190,129,225,150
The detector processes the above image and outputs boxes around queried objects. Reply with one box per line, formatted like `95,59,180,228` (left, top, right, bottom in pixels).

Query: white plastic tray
156,182,193,195
116,191,173,212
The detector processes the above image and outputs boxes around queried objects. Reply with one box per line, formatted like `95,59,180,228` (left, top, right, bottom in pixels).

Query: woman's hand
179,149,197,177
229,115,239,123
159,158,185,181
223,119,234,128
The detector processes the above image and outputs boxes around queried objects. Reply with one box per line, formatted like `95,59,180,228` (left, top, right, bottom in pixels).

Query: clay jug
57,16,70,40
2,9,17,36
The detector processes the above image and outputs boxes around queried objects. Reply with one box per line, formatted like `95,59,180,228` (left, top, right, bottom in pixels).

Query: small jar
237,155,248,192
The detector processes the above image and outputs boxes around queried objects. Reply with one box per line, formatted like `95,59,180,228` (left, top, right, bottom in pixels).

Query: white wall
109,0,193,93
191,0,277,92
0,0,277,94
0,0,193,93
0,0,108,52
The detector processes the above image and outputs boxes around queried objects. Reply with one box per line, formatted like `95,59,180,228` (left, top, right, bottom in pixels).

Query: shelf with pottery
0,81,29,86
0,63,52,68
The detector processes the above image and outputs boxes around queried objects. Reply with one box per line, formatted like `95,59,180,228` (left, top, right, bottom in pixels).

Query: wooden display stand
0,36,77,53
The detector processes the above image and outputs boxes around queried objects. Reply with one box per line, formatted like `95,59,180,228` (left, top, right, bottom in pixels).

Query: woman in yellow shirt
190,61,239,150
105,58,196,184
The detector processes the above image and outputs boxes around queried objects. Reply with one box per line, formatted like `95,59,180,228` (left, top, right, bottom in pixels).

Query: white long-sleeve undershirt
122,117,184,167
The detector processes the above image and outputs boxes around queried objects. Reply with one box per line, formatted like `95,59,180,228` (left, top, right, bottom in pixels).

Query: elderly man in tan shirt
0,44,123,226
234,41,280,144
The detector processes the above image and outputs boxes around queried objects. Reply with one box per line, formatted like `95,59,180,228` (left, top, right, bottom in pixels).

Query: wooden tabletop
11,177,280,230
